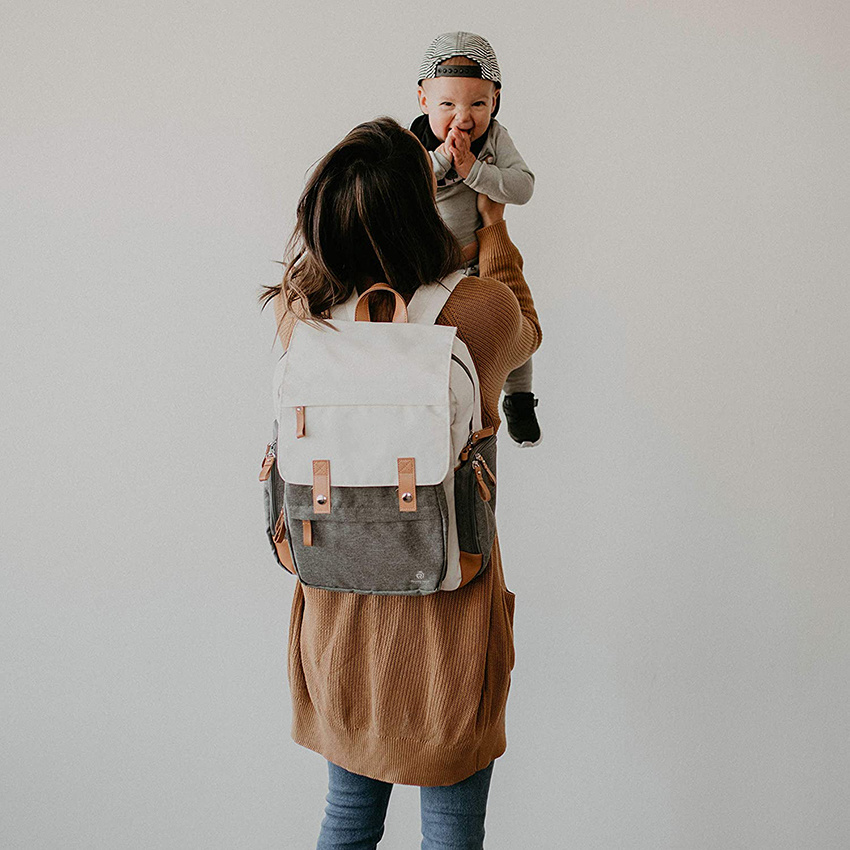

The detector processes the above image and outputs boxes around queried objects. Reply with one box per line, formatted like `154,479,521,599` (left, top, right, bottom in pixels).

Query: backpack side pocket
261,422,296,575
454,433,497,580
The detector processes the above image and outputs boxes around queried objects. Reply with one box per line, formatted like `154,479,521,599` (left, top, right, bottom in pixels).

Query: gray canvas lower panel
284,482,449,595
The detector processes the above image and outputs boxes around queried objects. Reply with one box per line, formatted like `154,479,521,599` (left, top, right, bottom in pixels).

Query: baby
410,31,542,447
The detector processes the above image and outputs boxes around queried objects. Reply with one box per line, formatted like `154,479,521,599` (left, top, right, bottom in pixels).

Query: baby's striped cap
417,31,502,87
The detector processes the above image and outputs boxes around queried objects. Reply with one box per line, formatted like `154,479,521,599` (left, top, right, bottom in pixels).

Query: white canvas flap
275,319,459,487
276,403,452,486
280,321,457,408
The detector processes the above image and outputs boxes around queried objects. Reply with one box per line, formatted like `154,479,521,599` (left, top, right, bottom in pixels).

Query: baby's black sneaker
501,392,542,447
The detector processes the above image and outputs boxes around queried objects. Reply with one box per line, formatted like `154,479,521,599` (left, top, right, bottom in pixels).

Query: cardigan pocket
502,588,516,672
476,585,516,730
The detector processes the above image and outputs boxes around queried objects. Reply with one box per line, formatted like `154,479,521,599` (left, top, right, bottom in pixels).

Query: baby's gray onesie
429,119,535,394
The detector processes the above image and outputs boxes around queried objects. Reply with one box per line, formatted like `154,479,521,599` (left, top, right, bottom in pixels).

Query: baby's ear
417,85,429,114
491,89,500,115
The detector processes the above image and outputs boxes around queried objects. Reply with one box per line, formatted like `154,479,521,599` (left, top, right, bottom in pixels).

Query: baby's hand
445,127,476,179
435,141,452,165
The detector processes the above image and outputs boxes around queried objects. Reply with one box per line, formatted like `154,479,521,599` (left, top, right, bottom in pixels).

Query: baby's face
417,76,499,143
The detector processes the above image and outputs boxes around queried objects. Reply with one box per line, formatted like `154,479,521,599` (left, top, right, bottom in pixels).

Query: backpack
259,271,498,595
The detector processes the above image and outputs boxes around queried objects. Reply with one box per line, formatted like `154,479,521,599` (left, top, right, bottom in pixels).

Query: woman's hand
476,192,505,228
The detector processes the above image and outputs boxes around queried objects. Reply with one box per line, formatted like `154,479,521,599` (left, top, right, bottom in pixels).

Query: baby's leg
503,356,533,395
501,356,541,446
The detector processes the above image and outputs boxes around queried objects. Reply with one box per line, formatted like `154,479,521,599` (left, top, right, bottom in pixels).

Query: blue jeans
315,759,495,850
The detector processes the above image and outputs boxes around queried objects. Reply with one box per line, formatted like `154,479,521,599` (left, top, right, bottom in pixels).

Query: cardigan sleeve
472,220,542,372
271,221,542,374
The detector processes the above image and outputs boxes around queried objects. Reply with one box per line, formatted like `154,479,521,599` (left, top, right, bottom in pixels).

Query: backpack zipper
450,353,474,385
259,439,277,481
474,452,496,485
450,353,477,435
471,459,492,502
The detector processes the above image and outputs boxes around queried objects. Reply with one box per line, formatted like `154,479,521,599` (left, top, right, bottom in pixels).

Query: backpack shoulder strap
328,289,359,321
328,268,466,324
406,269,466,325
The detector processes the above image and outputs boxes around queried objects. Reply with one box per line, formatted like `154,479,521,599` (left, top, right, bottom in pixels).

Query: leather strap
273,509,286,543
354,283,408,323
302,520,313,547
435,65,483,79
296,406,306,438
397,457,417,512
329,270,465,324
460,426,496,461
473,461,492,501
312,459,331,513
259,453,275,482
274,538,296,574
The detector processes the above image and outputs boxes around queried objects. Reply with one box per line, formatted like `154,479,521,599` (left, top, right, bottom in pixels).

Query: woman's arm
473,198,542,370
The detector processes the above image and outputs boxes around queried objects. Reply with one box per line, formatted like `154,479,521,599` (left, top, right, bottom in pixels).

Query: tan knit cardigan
272,220,542,786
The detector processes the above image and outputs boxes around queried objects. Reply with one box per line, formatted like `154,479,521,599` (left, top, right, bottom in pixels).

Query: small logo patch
415,571,425,580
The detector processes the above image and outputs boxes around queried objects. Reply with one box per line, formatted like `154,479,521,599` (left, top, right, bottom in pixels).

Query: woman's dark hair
259,116,463,325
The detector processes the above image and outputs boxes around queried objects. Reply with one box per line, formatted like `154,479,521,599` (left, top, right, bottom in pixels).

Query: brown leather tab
397,457,417,512
302,520,313,547
312,459,331,513
354,283,409,323
460,427,496,462
274,538,296,574
273,509,286,543
296,406,306,439
458,551,483,587
259,453,274,482
478,455,496,485
473,461,492,501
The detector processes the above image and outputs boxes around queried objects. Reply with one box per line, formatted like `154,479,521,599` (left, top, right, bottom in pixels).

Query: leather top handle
354,283,409,323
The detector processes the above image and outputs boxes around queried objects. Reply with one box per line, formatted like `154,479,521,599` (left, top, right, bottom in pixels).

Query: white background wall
2,1,848,847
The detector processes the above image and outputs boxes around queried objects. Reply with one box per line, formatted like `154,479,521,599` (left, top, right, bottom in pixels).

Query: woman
260,117,541,849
